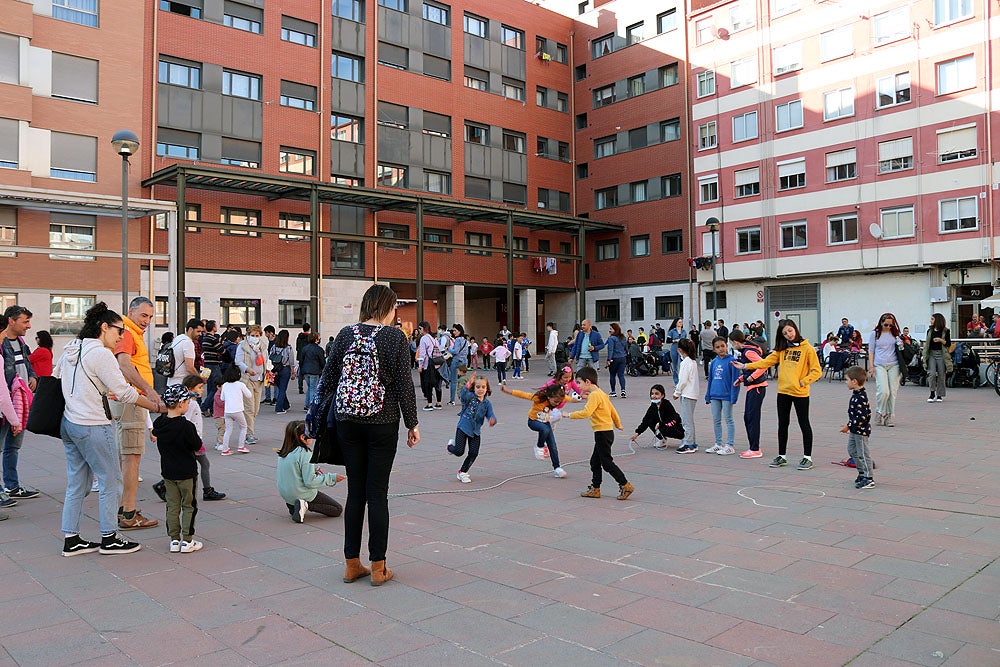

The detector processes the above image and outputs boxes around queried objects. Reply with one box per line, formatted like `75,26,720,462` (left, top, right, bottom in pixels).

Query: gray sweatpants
847,432,873,477
679,396,697,448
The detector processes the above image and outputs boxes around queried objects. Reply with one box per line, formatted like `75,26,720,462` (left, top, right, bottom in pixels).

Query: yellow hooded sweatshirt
744,340,821,398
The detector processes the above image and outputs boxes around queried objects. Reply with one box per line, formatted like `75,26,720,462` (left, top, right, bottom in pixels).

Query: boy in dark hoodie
705,337,741,456
152,385,203,554
631,383,684,449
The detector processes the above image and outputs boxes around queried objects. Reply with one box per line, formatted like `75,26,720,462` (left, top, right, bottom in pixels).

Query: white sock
803,455,812,460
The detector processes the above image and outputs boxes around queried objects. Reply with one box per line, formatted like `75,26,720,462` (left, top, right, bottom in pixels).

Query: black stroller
626,343,660,377
898,341,926,386
948,344,981,388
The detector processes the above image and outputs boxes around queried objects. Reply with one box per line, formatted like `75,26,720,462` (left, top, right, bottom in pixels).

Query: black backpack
554,341,568,364
269,347,286,373
154,340,177,377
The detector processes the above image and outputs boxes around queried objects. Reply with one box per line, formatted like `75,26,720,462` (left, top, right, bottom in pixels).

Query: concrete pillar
519,288,537,339
444,284,465,328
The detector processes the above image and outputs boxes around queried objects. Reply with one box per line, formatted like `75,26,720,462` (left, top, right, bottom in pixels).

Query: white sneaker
180,539,203,553
652,439,667,449
457,471,471,484
718,446,736,456
553,467,567,478
169,540,181,553
534,446,546,460
137,475,143,482
214,443,225,451
705,444,723,454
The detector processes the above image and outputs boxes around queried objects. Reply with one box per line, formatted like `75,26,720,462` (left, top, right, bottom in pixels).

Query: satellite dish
716,27,730,39
869,223,883,239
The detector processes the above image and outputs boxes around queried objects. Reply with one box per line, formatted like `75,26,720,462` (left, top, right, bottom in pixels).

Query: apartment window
630,298,644,321
153,204,200,232
628,75,645,98
379,42,408,70
421,111,451,138
778,159,805,190
331,114,363,143
53,0,98,27
729,1,754,31
424,228,451,252
595,240,619,261
281,16,317,46
502,78,525,101
156,128,200,160
465,123,488,144
577,163,589,179
466,231,492,255
828,214,858,244
331,241,364,272
699,176,718,203
631,234,650,257
220,298,261,326
502,131,525,153
706,291,727,310
555,43,568,63
595,300,620,322
881,206,914,238
659,63,678,88
424,171,451,194
661,173,682,198
629,128,647,150
775,100,803,131
222,70,261,100
536,87,547,107
505,235,528,258
697,70,715,98
937,125,977,162
223,1,263,33
826,148,857,182
662,230,682,254
657,9,677,33
878,137,913,173
732,111,758,142
594,136,615,158
278,213,310,241
379,0,406,9
49,213,95,260
940,196,978,232
50,295,95,334
730,56,756,89
734,167,760,197
0,118,16,169
277,301,310,328
934,0,972,25
655,296,682,320
557,141,570,161
819,26,853,61
937,55,975,94
773,42,802,74
463,65,488,91
0,34,17,87
737,227,761,254
279,148,315,175
824,87,854,120
575,64,587,81
377,102,408,129
773,0,798,16
0,209,14,257
158,58,201,88
332,0,364,22
332,52,364,82
695,19,713,45
780,221,807,249
378,223,409,250
465,176,490,200
556,92,568,112
592,34,613,58
331,175,362,186
50,132,97,182
877,72,910,108
52,53,98,103
377,164,407,188
660,119,680,142
594,85,616,107
423,55,450,80
626,21,645,45
220,137,260,168
630,181,647,203
463,13,486,37
873,8,908,46
501,25,524,49
220,207,260,237
595,187,618,210
280,80,317,109
423,1,449,25
559,241,572,263
698,121,717,150
578,1,588,14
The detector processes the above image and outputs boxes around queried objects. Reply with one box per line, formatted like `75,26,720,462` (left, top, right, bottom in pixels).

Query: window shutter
0,118,17,164
281,15,317,36
778,160,804,177
937,126,976,155
734,167,759,186
878,137,912,161
825,148,856,168
224,1,262,21
221,137,260,163
280,80,316,102
52,53,99,103
423,111,451,136
377,102,408,128
50,132,96,173
0,33,19,85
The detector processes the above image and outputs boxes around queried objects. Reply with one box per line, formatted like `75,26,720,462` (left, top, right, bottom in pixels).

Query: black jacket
299,342,326,376
636,400,682,437
152,414,201,480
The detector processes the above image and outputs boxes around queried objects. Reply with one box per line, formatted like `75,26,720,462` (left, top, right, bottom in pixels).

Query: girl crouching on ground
276,421,344,523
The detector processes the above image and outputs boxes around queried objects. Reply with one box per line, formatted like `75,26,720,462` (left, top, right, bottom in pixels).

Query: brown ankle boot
343,558,371,583
370,560,393,586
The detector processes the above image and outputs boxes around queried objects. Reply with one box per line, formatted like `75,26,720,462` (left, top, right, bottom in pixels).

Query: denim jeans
60,418,122,536
274,366,292,412
670,346,681,384
200,364,222,412
527,418,561,468
304,374,320,408
608,358,626,393
448,358,465,402
575,356,598,372
0,421,25,489
709,398,735,447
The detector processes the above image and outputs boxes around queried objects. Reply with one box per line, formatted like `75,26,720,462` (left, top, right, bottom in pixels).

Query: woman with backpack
317,284,419,586
270,330,295,415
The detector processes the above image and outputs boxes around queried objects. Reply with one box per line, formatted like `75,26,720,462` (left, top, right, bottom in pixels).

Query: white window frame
699,175,719,203
819,26,853,61
878,137,914,173
825,148,857,182
880,206,915,239
732,111,758,143
773,42,802,75
937,55,975,94
937,125,978,163
49,220,96,261
736,226,761,254
696,70,715,98
823,87,855,121
780,220,808,250
734,167,760,198
933,0,973,26
698,121,717,150
939,196,978,232
730,56,756,89
873,8,909,46
777,158,806,190
876,71,910,108
827,213,858,245
729,2,755,32
695,18,714,45
772,0,798,17
775,99,803,132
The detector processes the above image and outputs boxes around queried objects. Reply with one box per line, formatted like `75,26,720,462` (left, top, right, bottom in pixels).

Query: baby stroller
898,341,926,386
626,346,660,377
948,344,981,388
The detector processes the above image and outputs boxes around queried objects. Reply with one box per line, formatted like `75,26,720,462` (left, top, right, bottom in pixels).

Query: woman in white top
868,313,902,427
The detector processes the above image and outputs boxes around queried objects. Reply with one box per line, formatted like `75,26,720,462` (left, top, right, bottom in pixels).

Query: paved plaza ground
0,369,997,666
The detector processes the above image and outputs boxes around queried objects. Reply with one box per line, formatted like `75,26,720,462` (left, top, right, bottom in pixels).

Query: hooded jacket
56,339,140,426
744,339,821,398
152,413,200,480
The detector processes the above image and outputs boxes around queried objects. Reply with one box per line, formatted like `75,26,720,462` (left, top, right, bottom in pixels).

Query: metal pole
577,224,586,321
309,185,320,328
176,171,187,333
506,212,514,330
121,155,129,313
711,226,718,323
415,200,425,324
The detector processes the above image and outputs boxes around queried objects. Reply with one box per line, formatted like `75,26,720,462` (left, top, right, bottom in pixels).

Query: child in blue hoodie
705,337,741,456
447,373,497,484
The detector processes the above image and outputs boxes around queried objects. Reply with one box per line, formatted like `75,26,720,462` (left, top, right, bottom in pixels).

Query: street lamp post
111,130,140,314
706,217,720,324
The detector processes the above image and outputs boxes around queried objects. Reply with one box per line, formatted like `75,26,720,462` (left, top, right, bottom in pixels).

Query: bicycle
985,356,1000,396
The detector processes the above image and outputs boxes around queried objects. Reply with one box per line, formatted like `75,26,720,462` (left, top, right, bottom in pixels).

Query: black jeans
448,428,481,473
702,349,714,378
338,420,399,562
590,430,627,488
775,393,812,457
420,366,442,404
286,490,342,517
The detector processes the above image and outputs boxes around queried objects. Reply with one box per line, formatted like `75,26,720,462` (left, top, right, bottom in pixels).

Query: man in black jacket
298,333,326,408
295,323,311,394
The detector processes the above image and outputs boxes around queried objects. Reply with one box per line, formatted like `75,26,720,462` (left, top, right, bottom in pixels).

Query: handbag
26,375,65,439
310,395,344,465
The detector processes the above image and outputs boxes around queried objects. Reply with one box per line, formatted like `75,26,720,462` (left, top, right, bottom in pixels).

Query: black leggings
338,420,399,562
286,490,342,517
420,366,442,404
776,393,812,457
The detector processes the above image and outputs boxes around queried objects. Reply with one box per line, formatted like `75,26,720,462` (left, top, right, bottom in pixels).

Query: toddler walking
840,366,875,489
152,385,204,553
446,373,497,483
220,364,251,455
572,367,633,500
501,382,567,478
673,338,701,453
276,421,344,522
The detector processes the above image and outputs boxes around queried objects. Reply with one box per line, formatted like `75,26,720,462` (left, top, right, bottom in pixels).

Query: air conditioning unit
929,286,949,303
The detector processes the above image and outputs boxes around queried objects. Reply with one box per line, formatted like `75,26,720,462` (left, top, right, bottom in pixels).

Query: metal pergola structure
143,164,623,331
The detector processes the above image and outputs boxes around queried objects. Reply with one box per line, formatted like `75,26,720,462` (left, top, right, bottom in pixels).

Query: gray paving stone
414,607,546,656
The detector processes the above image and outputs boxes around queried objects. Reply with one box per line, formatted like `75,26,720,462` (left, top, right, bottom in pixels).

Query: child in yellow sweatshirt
570,367,634,500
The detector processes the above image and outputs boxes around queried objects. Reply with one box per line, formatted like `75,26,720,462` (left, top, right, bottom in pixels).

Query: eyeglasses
108,324,125,335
